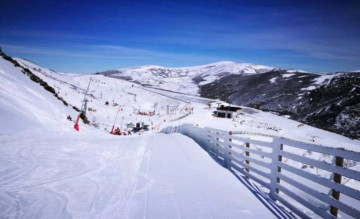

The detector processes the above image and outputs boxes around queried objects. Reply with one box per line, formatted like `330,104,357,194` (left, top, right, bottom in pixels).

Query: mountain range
98,62,360,139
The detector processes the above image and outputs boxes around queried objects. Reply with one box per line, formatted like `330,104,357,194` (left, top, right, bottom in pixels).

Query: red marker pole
74,114,80,131
110,106,121,135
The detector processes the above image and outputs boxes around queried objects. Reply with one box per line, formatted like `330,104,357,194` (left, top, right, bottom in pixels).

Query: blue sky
0,0,359,73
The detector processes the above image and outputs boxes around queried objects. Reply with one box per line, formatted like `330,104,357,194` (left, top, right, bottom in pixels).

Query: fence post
330,155,344,218
270,137,282,200
243,142,250,180
216,133,220,155
245,142,250,173
224,131,232,169
276,143,283,194
206,129,212,153
210,130,215,153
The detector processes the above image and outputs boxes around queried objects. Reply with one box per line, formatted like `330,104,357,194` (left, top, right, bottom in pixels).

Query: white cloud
1,43,226,67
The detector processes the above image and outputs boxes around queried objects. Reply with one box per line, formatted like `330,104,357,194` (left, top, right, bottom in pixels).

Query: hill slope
0,54,76,133
0,53,281,219
200,70,360,139
2,54,359,218
98,61,359,139
11,56,359,147
100,61,275,94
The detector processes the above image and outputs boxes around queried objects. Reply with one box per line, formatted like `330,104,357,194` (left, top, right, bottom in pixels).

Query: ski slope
0,58,74,133
1,55,359,218
16,58,359,147
13,58,360,149
0,55,280,218
0,129,279,218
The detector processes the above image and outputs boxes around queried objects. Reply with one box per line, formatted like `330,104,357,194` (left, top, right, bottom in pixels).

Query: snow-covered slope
200,70,360,139
13,57,360,148
96,60,359,140
1,55,281,218
100,61,274,94
0,58,75,133
2,54,359,218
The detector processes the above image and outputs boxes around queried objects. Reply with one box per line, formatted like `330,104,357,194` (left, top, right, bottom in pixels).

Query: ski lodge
213,105,242,119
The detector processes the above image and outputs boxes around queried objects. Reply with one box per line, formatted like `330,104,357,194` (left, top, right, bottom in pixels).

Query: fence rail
171,124,360,219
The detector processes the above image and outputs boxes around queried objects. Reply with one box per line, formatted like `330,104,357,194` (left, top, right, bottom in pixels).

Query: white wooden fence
168,124,360,218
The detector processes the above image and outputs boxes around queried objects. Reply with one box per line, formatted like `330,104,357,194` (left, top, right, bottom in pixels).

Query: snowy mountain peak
123,64,166,71
286,69,309,73
104,61,276,93
118,61,273,74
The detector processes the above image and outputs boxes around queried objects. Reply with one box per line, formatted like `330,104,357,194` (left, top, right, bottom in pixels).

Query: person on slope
115,127,121,135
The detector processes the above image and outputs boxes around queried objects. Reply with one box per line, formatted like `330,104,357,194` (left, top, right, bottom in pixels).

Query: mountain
2,52,360,218
9,55,357,144
99,61,275,94
1,53,282,218
99,62,359,139
0,54,75,133
9,54,360,139
200,70,360,139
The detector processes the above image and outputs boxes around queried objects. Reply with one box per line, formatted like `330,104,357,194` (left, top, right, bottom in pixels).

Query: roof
217,105,242,112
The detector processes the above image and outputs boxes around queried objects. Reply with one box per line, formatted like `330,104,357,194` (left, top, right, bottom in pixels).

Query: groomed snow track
1,131,282,218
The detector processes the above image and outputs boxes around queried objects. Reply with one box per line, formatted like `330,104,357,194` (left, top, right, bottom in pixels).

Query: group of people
113,127,132,136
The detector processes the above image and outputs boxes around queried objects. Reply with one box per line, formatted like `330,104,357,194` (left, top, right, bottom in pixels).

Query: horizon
7,49,360,75
16,56,337,74
19,55,360,75
1,0,359,73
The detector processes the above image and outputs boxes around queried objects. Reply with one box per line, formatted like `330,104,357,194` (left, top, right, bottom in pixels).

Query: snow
269,77,277,83
9,56,360,150
286,69,308,73
282,73,295,78
312,74,333,85
1,56,359,218
109,61,274,94
0,57,275,218
0,129,275,218
0,58,74,133
301,85,316,91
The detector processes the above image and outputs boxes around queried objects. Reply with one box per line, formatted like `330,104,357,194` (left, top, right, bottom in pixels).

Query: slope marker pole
74,77,92,131
110,106,121,134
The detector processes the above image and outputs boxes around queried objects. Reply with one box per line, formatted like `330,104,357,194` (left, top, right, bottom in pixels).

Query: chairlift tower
81,78,92,116
74,77,92,131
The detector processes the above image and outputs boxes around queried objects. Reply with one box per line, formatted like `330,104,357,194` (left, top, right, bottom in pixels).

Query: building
213,105,242,119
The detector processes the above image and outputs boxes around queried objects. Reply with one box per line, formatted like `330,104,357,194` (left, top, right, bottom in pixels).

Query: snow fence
162,124,360,219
